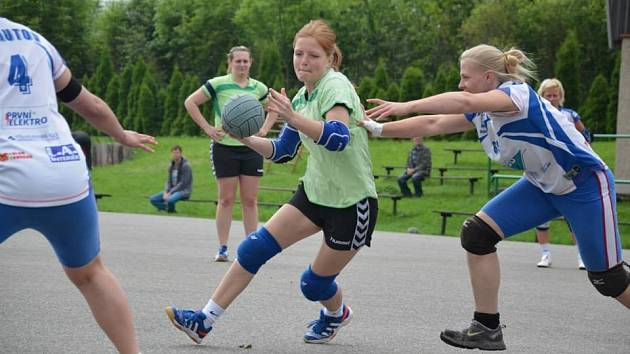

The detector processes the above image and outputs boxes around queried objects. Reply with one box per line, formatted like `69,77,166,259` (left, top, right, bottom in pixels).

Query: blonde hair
294,19,342,71
226,46,251,73
537,78,565,106
460,44,537,84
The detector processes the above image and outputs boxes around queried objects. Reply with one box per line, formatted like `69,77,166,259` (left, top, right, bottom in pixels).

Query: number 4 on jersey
8,54,32,94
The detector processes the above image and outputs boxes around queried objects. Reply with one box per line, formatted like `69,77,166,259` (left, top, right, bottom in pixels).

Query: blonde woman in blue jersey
185,46,274,262
166,20,378,346
363,44,629,351
0,17,156,354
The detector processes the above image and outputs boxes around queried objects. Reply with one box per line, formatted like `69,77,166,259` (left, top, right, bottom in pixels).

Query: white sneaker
537,253,551,268
577,257,586,270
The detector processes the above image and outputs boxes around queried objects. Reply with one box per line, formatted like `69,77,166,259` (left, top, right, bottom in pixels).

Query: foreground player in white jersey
0,18,156,354
363,44,629,351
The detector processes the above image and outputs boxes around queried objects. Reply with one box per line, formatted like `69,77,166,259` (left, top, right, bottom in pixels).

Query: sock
202,300,225,327
219,245,228,253
323,304,344,317
474,311,500,330
540,243,550,254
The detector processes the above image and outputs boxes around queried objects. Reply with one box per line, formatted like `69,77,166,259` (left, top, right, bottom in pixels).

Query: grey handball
221,94,265,138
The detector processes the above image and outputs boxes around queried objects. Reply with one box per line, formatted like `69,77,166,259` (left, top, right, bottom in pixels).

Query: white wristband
362,120,384,137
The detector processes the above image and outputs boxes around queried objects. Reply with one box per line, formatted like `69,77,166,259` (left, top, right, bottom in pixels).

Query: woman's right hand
365,99,410,121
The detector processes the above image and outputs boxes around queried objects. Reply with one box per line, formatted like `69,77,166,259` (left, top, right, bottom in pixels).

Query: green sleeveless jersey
201,74,268,146
292,69,377,207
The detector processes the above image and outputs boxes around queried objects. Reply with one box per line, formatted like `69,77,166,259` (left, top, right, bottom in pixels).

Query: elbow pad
316,120,350,151
270,124,302,163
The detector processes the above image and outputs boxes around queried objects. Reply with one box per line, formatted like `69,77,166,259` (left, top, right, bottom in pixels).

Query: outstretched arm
366,90,517,121
363,114,473,138
55,68,156,152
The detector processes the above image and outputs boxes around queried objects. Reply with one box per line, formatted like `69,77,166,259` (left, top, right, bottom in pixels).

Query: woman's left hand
267,88,295,124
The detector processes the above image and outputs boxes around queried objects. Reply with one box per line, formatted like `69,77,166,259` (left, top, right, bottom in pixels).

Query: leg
165,191,185,213
238,175,260,235
397,174,412,197
65,256,139,354
149,192,166,211
311,244,358,312
216,176,238,250
212,204,319,308
411,174,423,197
535,222,552,267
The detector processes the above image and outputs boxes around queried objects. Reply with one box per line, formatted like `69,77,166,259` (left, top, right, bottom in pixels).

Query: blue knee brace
236,227,281,274
300,265,339,301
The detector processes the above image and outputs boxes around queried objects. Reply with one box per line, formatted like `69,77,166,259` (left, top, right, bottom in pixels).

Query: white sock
540,243,550,254
323,305,344,317
202,300,225,327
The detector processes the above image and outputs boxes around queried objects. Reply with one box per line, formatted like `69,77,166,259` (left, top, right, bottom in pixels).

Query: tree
91,51,114,97
161,66,184,136
105,74,121,118
399,66,424,102
579,74,609,134
126,59,148,129
374,60,389,90
606,52,621,134
117,64,134,126
386,83,400,102
136,83,157,134
357,76,376,107
554,30,581,108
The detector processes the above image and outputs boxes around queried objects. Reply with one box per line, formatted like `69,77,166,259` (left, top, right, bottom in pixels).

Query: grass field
91,136,630,248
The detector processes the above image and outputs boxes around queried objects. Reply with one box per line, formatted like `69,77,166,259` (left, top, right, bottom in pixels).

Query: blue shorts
0,190,100,268
482,169,623,271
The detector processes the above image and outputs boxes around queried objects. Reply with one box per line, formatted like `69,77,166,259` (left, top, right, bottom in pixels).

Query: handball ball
222,95,265,138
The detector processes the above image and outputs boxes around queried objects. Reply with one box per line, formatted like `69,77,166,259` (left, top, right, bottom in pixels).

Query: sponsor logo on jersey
7,132,60,142
506,151,524,170
0,151,33,162
3,110,48,129
45,144,80,163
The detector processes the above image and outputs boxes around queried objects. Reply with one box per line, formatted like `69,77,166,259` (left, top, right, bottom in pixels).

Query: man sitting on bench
149,145,193,213
398,136,431,197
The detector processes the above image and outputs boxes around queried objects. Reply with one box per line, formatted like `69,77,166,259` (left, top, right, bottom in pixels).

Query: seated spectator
398,136,431,197
150,145,192,213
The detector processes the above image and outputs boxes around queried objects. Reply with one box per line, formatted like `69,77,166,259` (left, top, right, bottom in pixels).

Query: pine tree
399,66,424,102
161,66,184,136
554,30,581,108
606,52,621,134
386,83,400,102
105,74,121,118
127,59,147,129
579,74,609,134
117,64,133,125
91,51,114,97
136,83,157,134
357,76,376,107
374,60,389,90
256,41,284,90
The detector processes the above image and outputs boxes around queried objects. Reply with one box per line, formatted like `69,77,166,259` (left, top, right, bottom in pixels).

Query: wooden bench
379,193,403,216
95,193,112,200
432,210,475,235
444,148,484,165
432,176,481,195
438,166,503,177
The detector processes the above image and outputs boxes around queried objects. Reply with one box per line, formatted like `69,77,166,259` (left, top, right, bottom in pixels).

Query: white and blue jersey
464,81,605,195
466,82,622,271
559,107,581,125
0,17,89,207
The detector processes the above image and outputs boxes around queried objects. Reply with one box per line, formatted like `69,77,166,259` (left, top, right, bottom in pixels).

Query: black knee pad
588,262,630,298
460,215,502,255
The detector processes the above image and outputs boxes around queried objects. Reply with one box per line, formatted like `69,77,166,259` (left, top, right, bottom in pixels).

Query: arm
363,114,474,138
366,90,517,120
55,69,156,152
184,88,224,141
256,111,278,137
267,88,350,150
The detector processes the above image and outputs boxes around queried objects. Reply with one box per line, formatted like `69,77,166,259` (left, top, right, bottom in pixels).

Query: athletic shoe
537,253,551,268
304,304,353,344
165,306,212,344
440,320,506,351
214,245,228,262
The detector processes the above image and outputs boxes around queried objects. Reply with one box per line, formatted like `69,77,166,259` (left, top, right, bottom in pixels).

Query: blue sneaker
165,306,212,344
214,245,228,262
304,304,353,344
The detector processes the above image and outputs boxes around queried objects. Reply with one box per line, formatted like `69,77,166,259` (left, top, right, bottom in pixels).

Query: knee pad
300,265,338,301
236,227,281,274
460,215,502,255
588,262,630,298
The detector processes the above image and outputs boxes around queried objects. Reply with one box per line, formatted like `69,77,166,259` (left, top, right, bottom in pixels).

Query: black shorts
211,142,263,178
288,183,378,251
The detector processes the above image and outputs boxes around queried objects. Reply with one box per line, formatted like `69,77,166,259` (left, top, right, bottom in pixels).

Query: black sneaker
440,320,506,351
